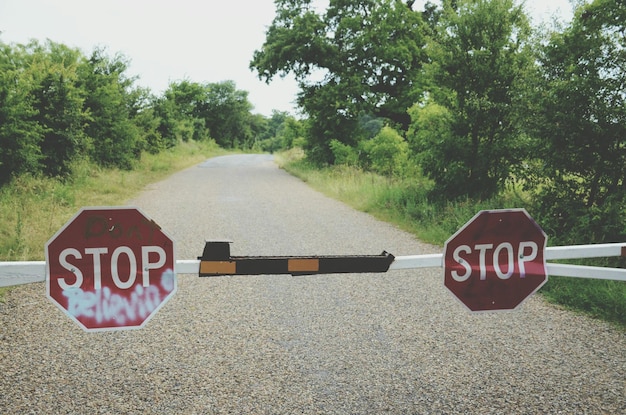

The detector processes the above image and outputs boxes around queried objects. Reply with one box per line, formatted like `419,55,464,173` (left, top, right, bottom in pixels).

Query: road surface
1,154,624,413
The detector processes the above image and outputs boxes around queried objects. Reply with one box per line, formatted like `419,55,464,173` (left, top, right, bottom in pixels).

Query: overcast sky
0,0,574,117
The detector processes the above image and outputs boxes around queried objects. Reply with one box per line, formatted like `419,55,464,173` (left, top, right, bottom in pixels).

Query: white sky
0,0,574,117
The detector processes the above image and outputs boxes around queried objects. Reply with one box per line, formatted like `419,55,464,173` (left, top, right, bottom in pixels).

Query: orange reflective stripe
288,258,319,273
200,261,236,274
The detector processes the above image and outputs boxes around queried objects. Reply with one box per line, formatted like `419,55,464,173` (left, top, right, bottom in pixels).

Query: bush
362,126,409,177
329,139,359,166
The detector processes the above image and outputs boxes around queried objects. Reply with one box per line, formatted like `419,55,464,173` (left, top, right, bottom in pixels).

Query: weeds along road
1,154,624,414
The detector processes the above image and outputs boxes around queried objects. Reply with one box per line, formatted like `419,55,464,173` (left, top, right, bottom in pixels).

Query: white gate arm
1,243,625,287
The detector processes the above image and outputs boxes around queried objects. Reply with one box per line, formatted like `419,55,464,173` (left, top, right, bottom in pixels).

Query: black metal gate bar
198,241,395,276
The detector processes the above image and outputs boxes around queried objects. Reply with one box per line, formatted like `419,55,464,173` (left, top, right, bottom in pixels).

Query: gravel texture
1,154,624,414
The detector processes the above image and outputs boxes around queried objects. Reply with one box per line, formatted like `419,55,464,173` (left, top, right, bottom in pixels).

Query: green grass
276,150,530,245
541,276,626,323
276,149,626,329
0,139,225,263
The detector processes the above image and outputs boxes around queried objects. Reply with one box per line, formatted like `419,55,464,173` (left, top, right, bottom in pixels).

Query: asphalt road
1,154,624,414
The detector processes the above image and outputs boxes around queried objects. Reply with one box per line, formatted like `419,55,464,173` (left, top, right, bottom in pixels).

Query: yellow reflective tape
200,261,236,274
288,258,319,273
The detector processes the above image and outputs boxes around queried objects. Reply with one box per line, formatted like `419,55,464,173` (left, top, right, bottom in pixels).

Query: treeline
250,0,625,246
0,40,302,183
1,0,624,248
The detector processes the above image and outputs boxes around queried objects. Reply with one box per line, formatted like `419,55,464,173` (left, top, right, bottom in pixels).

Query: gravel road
1,154,624,414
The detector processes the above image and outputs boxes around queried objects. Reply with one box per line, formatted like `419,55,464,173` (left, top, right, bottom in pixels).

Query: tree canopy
251,0,427,163
528,0,625,242
409,0,535,199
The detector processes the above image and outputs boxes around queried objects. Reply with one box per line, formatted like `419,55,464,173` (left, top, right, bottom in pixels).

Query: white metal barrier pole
0,260,204,287
1,243,625,287
0,261,45,287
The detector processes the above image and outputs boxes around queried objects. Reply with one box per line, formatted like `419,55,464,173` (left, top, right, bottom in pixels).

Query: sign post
443,209,548,312
45,207,176,331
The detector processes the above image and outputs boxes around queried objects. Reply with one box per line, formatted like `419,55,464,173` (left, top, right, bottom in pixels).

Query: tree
248,113,269,150
363,126,409,177
203,81,253,148
156,80,211,145
128,87,166,154
28,40,88,176
279,115,307,149
0,41,44,183
251,0,428,164
410,0,534,200
252,111,306,153
529,0,625,243
155,80,254,148
78,48,141,169
264,110,290,143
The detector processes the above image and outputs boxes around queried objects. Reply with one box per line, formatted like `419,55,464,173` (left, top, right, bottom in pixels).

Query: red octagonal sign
444,209,548,312
46,207,176,331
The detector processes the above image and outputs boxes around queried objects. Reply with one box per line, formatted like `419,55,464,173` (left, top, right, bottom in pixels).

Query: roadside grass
275,149,530,245
276,149,626,329
0,140,225,299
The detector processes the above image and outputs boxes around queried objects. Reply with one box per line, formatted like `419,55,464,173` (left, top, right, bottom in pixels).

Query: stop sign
443,209,547,312
46,207,176,331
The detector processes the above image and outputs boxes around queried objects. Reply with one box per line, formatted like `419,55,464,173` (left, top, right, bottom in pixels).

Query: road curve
1,154,624,414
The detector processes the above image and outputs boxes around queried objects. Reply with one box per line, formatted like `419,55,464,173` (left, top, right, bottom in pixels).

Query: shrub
362,126,409,177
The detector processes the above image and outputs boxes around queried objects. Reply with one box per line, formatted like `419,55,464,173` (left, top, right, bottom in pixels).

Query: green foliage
132,106,166,154
407,100,461,195
358,114,385,140
362,126,409,177
203,81,254,148
0,41,149,175
256,0,623,255
252,111,308,153
280,116,307,149
298,82,363,165
329,139,359,166
541,277,626,328
79,47,142,170
251,0,428,164
0,41,44,183
28,41,88,177
156,80,255,149
0,36,303,189
528,0,626,245
0,37,291,188
415,0,535,200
